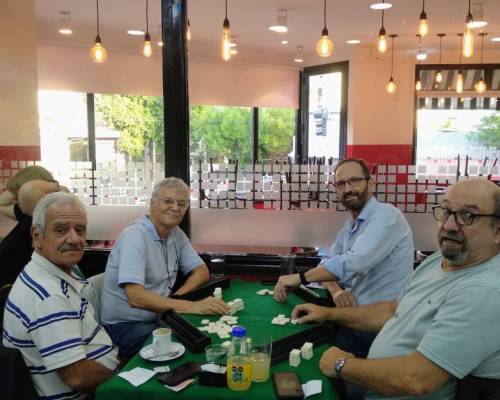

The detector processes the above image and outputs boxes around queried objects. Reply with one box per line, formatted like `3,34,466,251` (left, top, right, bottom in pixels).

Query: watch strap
299,270,308,285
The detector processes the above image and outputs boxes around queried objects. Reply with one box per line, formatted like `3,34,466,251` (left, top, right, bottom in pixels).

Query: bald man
292,179,500,400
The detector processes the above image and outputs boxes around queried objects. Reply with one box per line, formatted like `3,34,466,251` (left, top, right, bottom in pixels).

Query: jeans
104,321,158,359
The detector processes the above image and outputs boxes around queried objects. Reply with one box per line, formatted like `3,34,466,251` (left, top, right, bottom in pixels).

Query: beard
439,230,469,264
341,186,369,211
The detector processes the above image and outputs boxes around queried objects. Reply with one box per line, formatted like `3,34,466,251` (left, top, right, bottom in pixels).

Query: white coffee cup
151,327,172,356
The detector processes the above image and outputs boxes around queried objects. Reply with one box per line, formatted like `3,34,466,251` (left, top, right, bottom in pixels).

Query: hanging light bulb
416,79,422,91
142,0,152,58
221,0,232,61
463,0,474,58
378,9,387,53
475,32,487,93
187,19,192,42
418,0,429,37
455,33,464,94
415,35,423,91
89,0,107,63
316,0,334,57
435,33,445,83
386,34,397,94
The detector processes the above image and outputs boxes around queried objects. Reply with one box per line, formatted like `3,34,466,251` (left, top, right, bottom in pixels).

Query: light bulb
456,72,464,94
463,27,474,58
221,25,231,61
90,37,107,63
436,71,443,83
187,20,192,42
143,33,152,58
378,30,387,53
316,28,334,57
386,77,396,94
475,78,486,93
416,80,422,91
419,13,428,37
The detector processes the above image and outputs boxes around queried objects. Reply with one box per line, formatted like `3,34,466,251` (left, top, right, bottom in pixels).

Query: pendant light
269,10,288,33
58,11,73,35
415,35,422,91
294,46,304,63
187,19,192,42
456,33,464,94
475,32,487,93
378,7,387,53
221,0,232,61
143,0,152,58
435,33,445,83
89,0,107,63
316,0,334,57
463,0,474,58
418,0,429,37
386,34,397,94
468,3,487,29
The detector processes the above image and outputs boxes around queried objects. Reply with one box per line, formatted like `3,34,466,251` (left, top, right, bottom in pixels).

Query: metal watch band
335,357,347,378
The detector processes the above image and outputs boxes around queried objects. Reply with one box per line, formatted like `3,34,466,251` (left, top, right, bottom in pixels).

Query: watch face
335,358,346,377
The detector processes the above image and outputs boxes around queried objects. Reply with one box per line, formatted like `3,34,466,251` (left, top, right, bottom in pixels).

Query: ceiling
36,0,500,67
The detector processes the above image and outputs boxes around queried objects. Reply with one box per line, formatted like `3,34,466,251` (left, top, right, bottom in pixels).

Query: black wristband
299,270,308,285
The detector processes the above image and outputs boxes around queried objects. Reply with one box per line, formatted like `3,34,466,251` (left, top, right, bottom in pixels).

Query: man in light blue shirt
291,178,500,400
101,178,229,358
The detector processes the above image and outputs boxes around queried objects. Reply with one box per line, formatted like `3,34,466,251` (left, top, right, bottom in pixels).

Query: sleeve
30,295,87,371
321,208,410,282
175,229,204,275
14,203,31,224
115,227,148,287
417,285,500,379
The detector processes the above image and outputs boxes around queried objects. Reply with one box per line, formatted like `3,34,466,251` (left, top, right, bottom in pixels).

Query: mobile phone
157,361,200,386
272,372,304,399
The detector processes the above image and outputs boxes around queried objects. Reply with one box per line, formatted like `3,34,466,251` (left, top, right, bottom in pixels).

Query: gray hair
32,192,86,234
151,177,190,200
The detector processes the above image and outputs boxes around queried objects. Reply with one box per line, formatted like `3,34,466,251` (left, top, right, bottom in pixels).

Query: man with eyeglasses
101,177,229,358
291,178,500,400
274,159,413,381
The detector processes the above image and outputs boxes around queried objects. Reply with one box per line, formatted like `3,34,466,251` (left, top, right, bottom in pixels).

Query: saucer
139,342,185,362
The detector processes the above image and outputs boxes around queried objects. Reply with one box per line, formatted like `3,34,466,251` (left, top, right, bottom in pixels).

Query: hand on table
273,274,301,302
188,297,230,315
320,346,355,378
291,303,331,324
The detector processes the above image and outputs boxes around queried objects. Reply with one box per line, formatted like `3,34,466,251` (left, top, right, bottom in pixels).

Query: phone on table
157,361,200,386
272,372,304,399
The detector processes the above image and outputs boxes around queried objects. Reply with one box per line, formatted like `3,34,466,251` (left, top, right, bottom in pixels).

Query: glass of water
210,254,225,279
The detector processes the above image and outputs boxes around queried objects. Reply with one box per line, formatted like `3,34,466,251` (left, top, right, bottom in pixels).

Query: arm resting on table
173,264,210,296
124,283,193,313
57,358,115,393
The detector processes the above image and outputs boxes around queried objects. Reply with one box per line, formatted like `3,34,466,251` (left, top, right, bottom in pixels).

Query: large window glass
190,105,253,164
258,108,296,162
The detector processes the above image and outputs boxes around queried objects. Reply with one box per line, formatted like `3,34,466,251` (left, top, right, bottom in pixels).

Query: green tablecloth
96,280,338,399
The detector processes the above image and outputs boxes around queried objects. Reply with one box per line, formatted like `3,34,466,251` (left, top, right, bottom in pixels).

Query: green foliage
468,113,500,149
95,94,164,160
258,108,295,159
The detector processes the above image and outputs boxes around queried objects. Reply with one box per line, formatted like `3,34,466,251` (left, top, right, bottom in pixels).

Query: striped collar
30,252,87,294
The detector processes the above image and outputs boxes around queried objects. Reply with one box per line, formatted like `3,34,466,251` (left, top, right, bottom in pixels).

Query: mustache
439,231,464,244
342,191,359,199
59,244,82,253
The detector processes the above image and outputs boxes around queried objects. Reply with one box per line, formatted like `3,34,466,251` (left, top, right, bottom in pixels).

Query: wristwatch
334,357,347,378
299,270,308,285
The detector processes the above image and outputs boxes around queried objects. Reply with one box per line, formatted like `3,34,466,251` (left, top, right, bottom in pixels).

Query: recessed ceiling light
157,41,164,47
370,2,392,10
59,28,73,35
127,30,145,36
58,11,72,35
490,36,500,42
281,40,288,45
347,39,361,44
468,21,488,29
416,53,427,61
294,57,303,63
269,10,288,33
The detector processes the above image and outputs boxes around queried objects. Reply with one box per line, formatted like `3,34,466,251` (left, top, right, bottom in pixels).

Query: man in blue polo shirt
101,177,229,358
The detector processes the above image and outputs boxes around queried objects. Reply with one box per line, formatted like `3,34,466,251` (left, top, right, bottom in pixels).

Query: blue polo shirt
101,216,204,325
321,197,414,304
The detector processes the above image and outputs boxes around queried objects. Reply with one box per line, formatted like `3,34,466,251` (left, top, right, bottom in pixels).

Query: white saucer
139,342,185,362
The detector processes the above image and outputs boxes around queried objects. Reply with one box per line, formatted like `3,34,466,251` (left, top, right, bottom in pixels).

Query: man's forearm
174,265,210,296
125,284,192,313
328,301,396,332
58,359,114,393
304,265,339,283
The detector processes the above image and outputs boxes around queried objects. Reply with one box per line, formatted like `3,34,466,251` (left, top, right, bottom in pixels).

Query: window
258,107,296,162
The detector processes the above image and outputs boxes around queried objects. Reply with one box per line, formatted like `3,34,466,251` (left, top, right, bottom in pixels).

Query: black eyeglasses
333,177,367,190
432,205,499,227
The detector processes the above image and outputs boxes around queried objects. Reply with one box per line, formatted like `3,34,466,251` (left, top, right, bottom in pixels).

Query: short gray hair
151,177,190,200
32,192,86,234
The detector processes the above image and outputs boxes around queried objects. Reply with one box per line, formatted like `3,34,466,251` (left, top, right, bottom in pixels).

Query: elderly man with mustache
291,178,500,400
2,192,119,400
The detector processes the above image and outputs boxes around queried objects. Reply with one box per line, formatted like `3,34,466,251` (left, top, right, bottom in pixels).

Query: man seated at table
292,178,500,400
2,192,119,399
274,159,414,360
101,177,229,358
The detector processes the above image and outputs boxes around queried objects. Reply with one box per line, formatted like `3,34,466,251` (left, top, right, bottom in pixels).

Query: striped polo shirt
2,252,119,400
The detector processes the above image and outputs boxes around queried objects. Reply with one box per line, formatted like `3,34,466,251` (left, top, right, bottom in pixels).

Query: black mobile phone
157,361,200,386
272,372,304,400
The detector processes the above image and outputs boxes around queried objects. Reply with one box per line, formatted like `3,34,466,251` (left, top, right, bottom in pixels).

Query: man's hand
273,274,301,302
291,303,331,324
332,289,357,307
185,297,230,315
319,346,355,378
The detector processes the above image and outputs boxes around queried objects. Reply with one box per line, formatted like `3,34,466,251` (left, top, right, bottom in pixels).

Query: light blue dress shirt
101,216,204,325
321,197,414,305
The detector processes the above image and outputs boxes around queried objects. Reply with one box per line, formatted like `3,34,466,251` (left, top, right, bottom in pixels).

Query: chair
0,344,38,400
456,376,500,400
82,273,105,323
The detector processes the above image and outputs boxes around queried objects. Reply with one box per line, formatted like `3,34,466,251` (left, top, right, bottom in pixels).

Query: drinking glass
250,335,272,382
210,254,226,279
205,344,228,364
280,254,296,276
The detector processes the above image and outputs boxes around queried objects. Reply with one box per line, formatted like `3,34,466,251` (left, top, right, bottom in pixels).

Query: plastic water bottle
227,325,252,391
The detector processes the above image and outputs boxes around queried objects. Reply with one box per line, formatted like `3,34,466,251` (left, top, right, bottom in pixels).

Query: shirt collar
140,215,164,242
353,196,378,222
31,252,87,293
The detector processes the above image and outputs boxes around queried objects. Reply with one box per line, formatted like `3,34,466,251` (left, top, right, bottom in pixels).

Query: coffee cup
151,327,172,356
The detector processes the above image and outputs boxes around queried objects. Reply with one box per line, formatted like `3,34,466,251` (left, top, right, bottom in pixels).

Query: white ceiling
36,0,500,66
